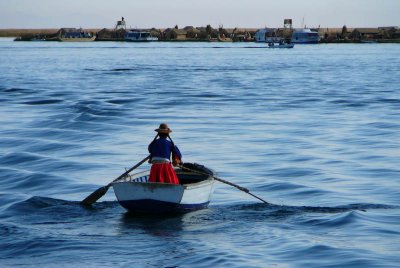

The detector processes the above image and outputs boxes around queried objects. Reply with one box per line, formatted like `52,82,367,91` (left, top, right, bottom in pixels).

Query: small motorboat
267,41,294,48
112,163,215,214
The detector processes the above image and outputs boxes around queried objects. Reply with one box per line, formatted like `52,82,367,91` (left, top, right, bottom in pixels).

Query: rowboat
112,163,215,214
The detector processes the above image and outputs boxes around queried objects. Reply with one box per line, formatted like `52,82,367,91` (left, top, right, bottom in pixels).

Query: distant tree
382,28,394,39
219,26,228,38
341,25,348,39
206,24,212,35
174,25,179,29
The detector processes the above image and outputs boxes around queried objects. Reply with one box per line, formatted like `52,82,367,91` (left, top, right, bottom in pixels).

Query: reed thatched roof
183,26,201,34
352,28,380,34
165,28,187,35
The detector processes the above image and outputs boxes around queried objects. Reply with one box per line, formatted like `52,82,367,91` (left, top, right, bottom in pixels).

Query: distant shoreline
0,29,102,37
1,27,400,43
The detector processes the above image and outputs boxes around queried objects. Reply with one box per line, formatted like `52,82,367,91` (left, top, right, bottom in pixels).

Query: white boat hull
112,164,215,213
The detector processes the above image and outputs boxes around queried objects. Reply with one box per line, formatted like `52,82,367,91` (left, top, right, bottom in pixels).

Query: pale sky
1,0,399,29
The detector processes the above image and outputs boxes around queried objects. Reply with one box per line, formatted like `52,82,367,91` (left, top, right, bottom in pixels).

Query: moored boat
291,28,320,44
255,28,281,43
112,163,215,214
217,36,233,42
125,30,158,42
57,28,95,42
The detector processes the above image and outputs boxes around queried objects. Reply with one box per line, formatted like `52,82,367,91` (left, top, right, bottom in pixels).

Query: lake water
1,38,400,267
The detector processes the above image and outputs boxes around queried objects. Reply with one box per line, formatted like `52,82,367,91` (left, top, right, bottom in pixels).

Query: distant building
163,28,187,40
318,28,345,41
115,17,126,30
96,18,127,41
378,26,398,31
183,26,201,39
284,19,293,30
378,27,399,39
394,29,400,39
351,28,381,40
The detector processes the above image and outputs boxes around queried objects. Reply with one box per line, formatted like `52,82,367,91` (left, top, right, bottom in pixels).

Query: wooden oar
81,155,150,206
179,165,269,204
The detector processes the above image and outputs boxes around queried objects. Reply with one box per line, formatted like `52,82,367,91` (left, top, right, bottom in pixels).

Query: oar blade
81,185,110,206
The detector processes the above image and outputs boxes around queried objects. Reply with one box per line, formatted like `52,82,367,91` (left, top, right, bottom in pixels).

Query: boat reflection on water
118,208,216,237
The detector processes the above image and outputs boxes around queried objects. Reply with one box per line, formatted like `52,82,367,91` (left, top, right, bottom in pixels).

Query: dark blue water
1,38,400,267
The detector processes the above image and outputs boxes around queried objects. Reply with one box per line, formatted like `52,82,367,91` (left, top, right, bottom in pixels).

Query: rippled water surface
1,38,400,267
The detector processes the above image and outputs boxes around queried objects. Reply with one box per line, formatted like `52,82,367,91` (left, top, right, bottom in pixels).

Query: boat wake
2,196,398,241
1,196,118,219
3,196,397,218
225,202,397,213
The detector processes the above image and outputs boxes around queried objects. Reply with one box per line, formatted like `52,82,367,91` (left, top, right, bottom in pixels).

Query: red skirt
148,163,180,184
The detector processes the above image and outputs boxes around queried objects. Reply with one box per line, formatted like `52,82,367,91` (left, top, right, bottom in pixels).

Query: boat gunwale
111,166,215,188
111,176,215,189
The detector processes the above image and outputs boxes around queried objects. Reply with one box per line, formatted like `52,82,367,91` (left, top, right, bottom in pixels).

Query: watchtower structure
284,19,293,30
115,17,126,30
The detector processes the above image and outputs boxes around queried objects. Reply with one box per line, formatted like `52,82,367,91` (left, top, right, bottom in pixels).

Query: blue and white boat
255,28,281,43
112,163,215,214
291,28,320,44
58,28,95,42
125,30,158,42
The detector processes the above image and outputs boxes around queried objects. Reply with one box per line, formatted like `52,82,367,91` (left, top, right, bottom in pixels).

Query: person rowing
148,123,182,184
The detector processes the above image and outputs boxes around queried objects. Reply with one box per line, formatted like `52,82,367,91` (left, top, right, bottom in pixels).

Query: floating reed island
3,18,400,43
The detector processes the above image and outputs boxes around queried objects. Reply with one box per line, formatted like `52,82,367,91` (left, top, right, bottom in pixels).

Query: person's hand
172,156,181,166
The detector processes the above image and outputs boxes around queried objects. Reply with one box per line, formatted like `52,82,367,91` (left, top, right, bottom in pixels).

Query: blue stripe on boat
133,176,149,183
119,199,210,214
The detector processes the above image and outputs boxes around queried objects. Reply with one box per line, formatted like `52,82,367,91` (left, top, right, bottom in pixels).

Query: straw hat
154,123,172,134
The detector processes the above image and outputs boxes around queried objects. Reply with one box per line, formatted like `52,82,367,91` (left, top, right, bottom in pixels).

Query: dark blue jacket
148,137,182,160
